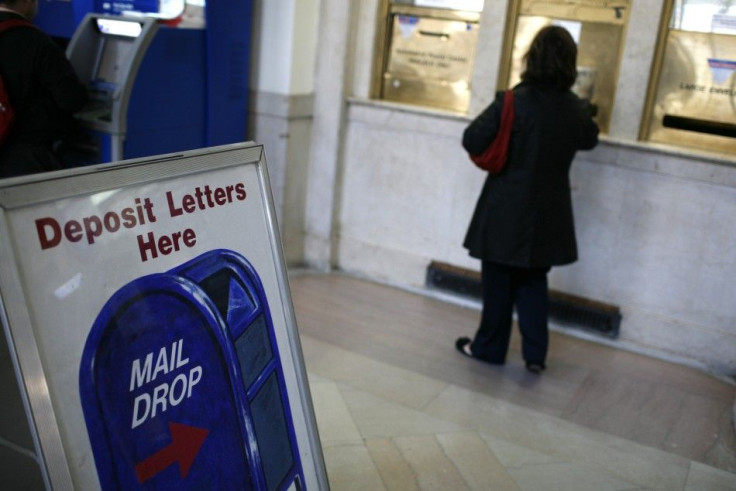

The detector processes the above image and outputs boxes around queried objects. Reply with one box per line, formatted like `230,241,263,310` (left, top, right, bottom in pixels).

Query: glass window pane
670,0,736,34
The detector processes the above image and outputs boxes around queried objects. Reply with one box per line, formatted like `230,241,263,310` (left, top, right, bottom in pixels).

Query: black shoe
525,362,546,374
455,337,473,358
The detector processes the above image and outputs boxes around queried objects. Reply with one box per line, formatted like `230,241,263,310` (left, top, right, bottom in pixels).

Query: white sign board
0,143,327,490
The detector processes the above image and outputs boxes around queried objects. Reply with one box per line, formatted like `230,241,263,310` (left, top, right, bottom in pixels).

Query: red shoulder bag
469,90,515,174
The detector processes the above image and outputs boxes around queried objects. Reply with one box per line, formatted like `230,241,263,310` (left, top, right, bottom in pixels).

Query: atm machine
35,0,181,44
63,0,252,165
66,14,206,163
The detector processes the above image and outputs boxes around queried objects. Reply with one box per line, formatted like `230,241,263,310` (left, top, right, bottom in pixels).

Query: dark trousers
470,261,550,365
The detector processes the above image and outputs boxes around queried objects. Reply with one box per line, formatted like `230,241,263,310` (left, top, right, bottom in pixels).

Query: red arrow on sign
135,422,209,483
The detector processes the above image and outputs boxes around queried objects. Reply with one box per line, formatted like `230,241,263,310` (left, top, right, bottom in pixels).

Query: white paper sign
415,0,484,12
0,144,326,490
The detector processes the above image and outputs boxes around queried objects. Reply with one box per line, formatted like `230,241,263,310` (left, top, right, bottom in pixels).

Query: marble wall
564,143,736,376
336,101,478,281
248,91,313,265
249,0,736,376
248,0,321,264
334,100,736,376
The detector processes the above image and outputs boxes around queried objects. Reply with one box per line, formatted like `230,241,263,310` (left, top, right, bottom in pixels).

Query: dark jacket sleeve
462,91,504,156
34,32,87,114
575,98,599,150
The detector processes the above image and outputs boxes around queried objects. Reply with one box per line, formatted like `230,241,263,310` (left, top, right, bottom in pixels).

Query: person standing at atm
455,26,599,373
0,0,87,178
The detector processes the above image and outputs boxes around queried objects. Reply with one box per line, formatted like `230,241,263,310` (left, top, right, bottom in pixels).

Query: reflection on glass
504,0,630,133
95,38,136,84
382,13,480,112
670,0,736,34
644,0,736,153
393,0,485,11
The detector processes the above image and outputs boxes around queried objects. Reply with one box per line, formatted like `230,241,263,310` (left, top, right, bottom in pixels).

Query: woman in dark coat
455,25,599,373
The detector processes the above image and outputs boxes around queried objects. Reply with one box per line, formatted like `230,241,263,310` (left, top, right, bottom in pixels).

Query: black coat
0,12,87,147
462,82,599,268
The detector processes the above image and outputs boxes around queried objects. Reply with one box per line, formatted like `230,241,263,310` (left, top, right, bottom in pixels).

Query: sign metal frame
0,142,328,490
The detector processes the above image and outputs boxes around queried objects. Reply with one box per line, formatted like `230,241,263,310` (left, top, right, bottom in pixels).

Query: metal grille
426,261,621,338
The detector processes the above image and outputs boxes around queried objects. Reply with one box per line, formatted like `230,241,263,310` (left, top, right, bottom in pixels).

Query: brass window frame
495,0,520,91
370,0,481,106
496,0,631,134
639,0,736,153
639,1,675,141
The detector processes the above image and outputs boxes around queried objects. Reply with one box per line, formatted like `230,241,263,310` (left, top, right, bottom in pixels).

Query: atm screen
95,37,135,84
96,18,142,38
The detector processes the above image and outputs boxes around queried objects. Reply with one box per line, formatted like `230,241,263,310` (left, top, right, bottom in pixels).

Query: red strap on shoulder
496,89,514,144
0,18,34,34
469,90,515,173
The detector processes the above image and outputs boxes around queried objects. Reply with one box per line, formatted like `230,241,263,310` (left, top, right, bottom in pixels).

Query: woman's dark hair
521,25,578,91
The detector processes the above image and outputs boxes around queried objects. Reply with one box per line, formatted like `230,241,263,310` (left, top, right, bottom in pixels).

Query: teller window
372,0,484,114
642,0,736,154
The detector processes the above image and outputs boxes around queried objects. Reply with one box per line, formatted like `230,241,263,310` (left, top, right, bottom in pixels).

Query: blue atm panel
42,1,252,164
67,15,206,163
34,0,92,41
80,250,305,490
205,0,252,146
94,0,160,16
124,25,206,159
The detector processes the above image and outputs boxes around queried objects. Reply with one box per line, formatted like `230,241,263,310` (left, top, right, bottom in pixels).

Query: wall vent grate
426,261,621,338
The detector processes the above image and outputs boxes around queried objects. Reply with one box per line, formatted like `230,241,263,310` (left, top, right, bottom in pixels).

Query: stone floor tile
365,437,420,491
310,381,362,446
684,461,736,490
323,443,386,491
506,461,642,491
393,434,470,490
425,384,690,490
301,335,448,410
306,371,330,385
339,386,463,439
479,434,567,468
436,431,520,490
293,274,736,489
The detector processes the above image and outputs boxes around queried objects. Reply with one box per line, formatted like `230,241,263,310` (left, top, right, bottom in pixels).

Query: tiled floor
1,271,735,490
291,272,736,490
305,337,736,490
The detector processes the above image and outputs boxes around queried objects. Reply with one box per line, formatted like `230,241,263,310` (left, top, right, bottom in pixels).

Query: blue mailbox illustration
79,249,305,490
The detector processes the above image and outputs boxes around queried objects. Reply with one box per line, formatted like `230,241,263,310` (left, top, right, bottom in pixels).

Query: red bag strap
468,89,515,173
499,90,514,132
0,18,35,34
